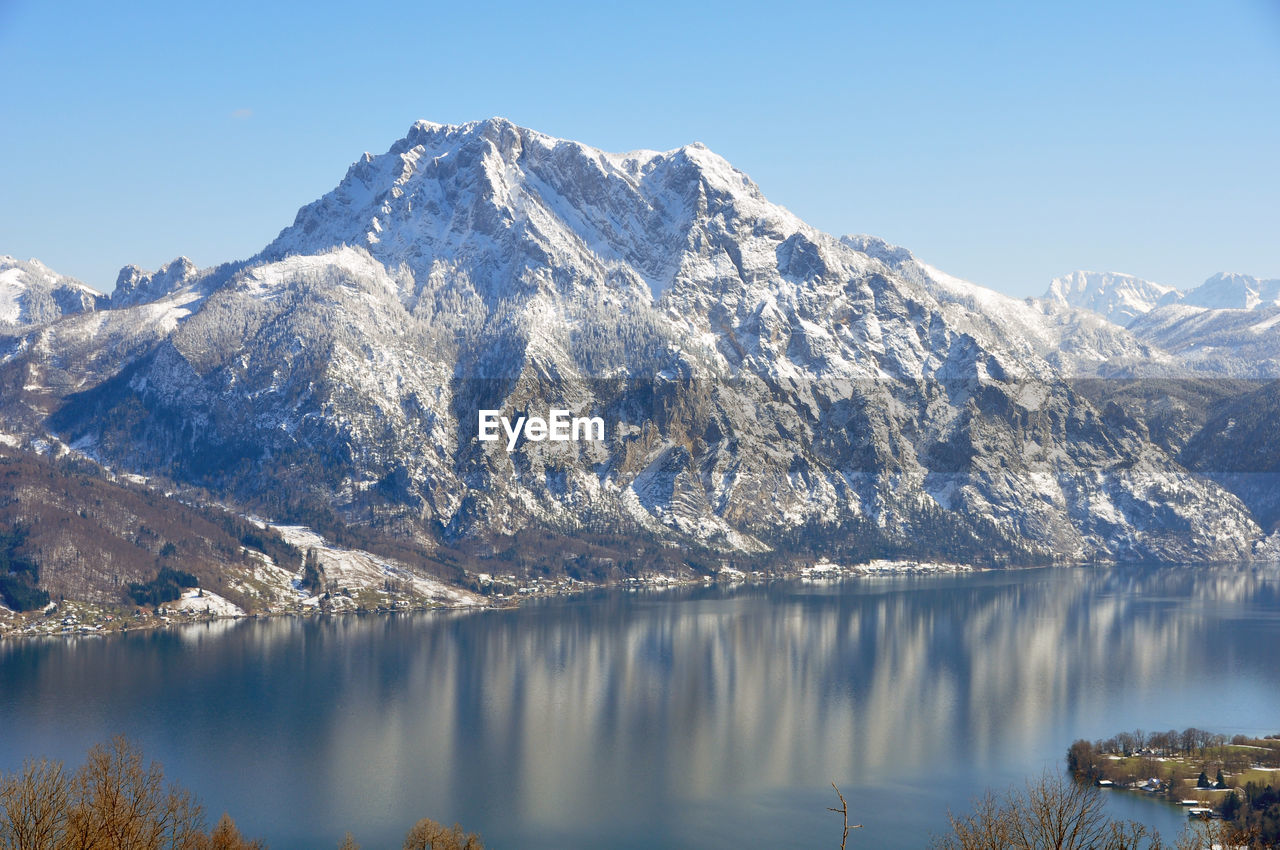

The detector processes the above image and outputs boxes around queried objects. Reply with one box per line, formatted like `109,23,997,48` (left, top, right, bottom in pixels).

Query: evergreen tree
302,548,324,594
1221,790,1241,821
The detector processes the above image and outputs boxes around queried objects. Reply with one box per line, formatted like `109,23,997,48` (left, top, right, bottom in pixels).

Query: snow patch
172,588,245,617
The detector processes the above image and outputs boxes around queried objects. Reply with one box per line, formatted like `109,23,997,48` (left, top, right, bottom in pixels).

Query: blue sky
2,0,1278,297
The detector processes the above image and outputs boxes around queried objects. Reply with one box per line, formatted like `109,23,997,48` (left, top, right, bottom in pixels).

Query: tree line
0,525,48,612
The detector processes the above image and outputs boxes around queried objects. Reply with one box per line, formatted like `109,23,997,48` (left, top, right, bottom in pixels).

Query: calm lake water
3,565,1279,849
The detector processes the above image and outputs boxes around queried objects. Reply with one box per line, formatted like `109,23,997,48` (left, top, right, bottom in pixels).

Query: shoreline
0,556,986,641
12,558,1274,642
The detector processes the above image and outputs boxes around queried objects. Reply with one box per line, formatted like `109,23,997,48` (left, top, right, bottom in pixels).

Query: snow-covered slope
0,256,106,329
848,238,1171,377
1044,270,1179,327
1125,302,1280,377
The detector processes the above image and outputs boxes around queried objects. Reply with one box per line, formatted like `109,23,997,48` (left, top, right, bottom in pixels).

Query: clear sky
2,0,1278,297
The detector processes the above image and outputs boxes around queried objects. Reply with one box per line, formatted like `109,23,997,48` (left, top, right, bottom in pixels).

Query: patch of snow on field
272,525,484,606
172,589,245,617
859,559,972,573
800,559,973,577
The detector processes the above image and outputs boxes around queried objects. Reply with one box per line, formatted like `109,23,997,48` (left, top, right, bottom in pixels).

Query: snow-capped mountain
0,256,106,328
1179,273,1280,311
1042,270,1280,325
3,119,1269,576
1044,271,1179,327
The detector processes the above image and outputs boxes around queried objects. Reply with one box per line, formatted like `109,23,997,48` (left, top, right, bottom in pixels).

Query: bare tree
401,818,483,850
932,773,1164,850
1100,819,1162,850
1008,774,1105,848
934,791,1011,850
827,783,862,850
0,739,274,850
63,735,205,850
1172,818,1254,850
0,758,70,850
205,813,263,850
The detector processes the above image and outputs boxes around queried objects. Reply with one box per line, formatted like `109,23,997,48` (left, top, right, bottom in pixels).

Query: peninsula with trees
1067,728,1280,844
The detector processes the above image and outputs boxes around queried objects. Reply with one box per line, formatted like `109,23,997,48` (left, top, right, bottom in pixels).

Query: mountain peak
1180,272,1280,310
112,256,199,308
1043,270,1179,326
396,116,552,157
259,118,793,301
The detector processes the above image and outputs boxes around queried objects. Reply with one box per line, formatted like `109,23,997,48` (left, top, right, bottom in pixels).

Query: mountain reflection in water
2,565,1278,849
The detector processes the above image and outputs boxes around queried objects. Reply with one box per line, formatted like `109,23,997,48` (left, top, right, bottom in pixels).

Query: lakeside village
1068,730,1280,837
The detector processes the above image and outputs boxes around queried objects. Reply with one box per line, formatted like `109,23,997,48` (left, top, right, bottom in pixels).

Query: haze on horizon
1,0,1277,299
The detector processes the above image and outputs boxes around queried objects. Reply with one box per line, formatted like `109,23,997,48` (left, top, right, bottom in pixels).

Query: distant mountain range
1047,269,1280,320
1042,268,1280,375
2,118,1277,615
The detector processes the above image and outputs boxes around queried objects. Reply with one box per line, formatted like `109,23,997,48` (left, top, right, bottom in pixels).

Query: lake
2,565,1279,848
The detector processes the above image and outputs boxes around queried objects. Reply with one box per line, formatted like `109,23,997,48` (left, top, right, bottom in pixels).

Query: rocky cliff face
4,119,1267,572
1181,379,1280,532
111,257,201,308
